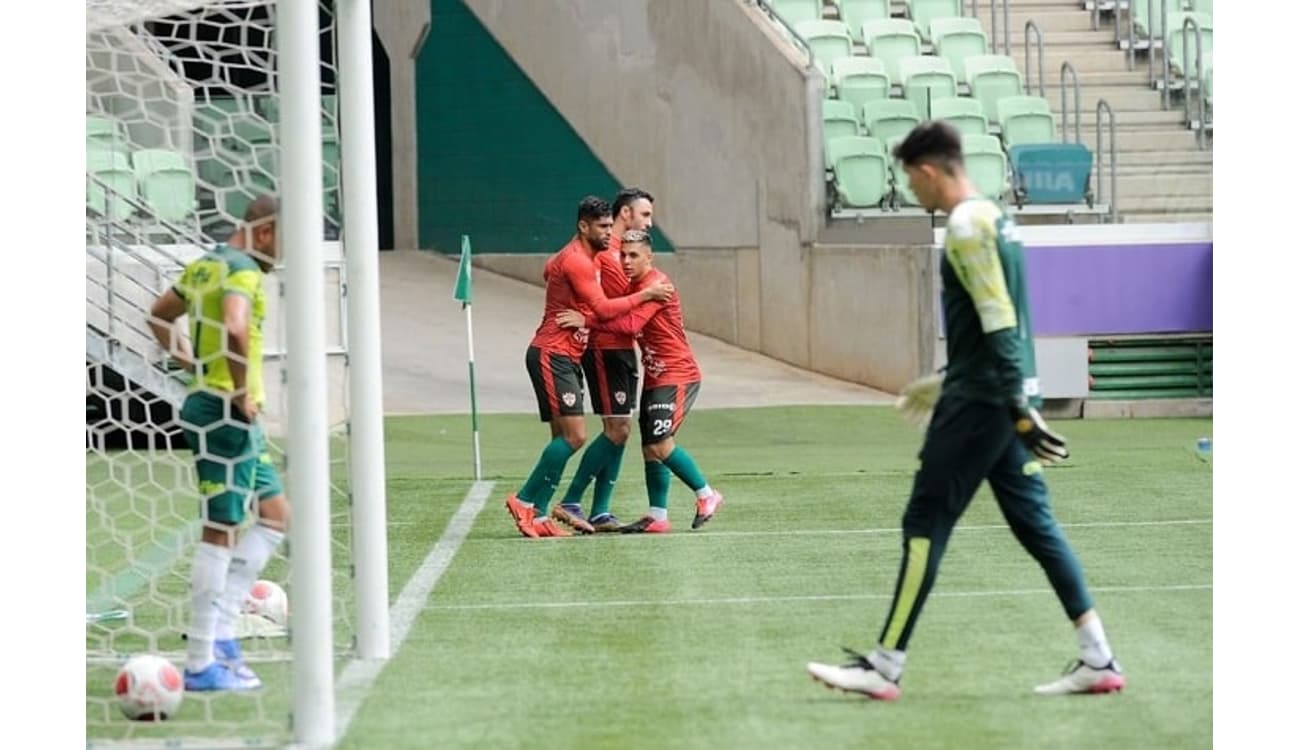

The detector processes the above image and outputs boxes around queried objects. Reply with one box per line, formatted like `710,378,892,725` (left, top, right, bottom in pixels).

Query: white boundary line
330,480,495,746
424,583,1212,613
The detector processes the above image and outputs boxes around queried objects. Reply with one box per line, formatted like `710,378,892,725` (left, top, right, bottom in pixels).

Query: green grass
87,406,1212,748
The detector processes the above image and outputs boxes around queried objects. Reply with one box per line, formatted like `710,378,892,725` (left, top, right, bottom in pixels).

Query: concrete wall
374,0,431,251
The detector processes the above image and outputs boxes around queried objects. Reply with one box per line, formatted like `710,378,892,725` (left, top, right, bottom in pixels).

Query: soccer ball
114,654,183,721
242,579,289,626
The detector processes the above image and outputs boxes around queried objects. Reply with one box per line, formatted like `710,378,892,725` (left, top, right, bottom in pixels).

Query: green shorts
179,390,284,525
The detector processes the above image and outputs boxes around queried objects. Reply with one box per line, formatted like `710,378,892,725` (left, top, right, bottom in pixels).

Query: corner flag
454,235,482,479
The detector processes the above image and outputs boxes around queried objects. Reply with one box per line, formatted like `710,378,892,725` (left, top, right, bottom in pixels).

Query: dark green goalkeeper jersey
939,197,1041,408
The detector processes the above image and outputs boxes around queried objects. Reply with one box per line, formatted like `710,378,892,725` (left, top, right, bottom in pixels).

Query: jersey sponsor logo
647,402,675,413
999,218,1022,244
571,328,590,347
1022,377,1041,397
615,391,627,405
562,392,577,407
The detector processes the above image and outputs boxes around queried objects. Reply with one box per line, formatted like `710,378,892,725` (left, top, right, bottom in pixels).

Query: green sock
590,441,626,518
560,434,617,507
644,460,671,511
518,437,576,514
662,446,708,492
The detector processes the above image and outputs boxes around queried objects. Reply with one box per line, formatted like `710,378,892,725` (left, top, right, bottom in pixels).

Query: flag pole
454,235,482,480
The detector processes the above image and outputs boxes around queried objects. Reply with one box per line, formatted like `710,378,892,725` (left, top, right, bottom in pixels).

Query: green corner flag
454,235,473,305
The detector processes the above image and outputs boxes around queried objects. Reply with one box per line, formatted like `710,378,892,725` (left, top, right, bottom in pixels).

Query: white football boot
806,648,901,701
1034,659,1127,695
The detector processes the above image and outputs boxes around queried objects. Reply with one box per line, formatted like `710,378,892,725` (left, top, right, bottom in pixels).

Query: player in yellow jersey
148,195,285,692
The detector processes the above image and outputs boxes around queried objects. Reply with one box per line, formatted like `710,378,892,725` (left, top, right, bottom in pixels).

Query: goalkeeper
148,196,286,693
806,122,1125,699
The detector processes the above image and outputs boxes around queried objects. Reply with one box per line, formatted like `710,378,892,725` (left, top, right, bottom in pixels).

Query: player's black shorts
525,346,585,422
581,348,639,417
638,381,701,445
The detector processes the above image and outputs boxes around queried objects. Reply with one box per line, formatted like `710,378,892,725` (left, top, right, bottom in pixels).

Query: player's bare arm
222,293,257,422
148,288,195,373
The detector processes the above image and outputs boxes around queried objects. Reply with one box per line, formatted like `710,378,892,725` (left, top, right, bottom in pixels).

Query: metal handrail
1025,20,1046,97
752,0,816,69
1060,61,1082,143
1096,99,1118,223
1179,15,1208,150
1152,0,1169,95
987,0,1010,55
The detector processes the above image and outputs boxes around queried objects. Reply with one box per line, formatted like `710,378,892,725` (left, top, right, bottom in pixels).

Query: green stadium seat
823,99,863,165
796,20,855,74
963,55,1023,124
1187,0,1211,16
831,57,892,116
897,56,958,119
826,135,891,209
963,134,1009,201
86,114,127,149
997,96,1057,148
87,148,136,221
132,149,198,224
863,19,923,84
930,97,988,136
886,136,922,207
863,99,921,145
1203,63,1213,107
1131,0,1167,43
832,0,891,44
905,0,964,43
770,0,823,28
1165,12,1212,79
931,17,988,82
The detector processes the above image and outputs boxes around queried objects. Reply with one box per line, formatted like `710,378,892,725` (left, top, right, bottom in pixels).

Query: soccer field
87,405,1212,748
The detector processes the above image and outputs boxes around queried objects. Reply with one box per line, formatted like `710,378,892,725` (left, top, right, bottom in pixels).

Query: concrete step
1116,193,1214,214
1114,163,1210,177
1041,88,1167,112
1076,70,1164,86
1100,127,1199,151
1050,108,1185,126
1122,211,1214,224
1116,172,1211,195
1116,149,1214,166
994,11,1099,33
1010,29,1119,46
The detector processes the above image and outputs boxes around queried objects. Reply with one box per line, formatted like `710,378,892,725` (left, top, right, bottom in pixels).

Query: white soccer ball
242,579,289,626
114,654,183,721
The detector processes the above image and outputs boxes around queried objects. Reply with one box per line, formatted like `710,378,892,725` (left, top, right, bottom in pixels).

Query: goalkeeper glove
1009,399,1069,463
896,373,943,428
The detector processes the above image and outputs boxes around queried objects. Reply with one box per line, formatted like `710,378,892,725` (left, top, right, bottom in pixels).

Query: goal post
85,0,388,745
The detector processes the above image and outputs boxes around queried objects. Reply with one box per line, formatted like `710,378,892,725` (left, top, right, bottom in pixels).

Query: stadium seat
930,97,988,136
1165,12,1212,79
931,17,989,82
770,0,823,28
796,20,855,73
823,99,862,165
886,136,922,207
905,0,964,43
832,0,891,44
1008,142,1094,205
1186,0,1211,16
87,148,137,221
832,57,892,114
1130,0,1167,43
86,114,127,149
963,55,1023,124
897,56,958,119
962,134,1009,201
1203,63,1213,107
132,149,199,224
997,96,1057,148
826,135,891,209
863,19,923,84
863,99,921,145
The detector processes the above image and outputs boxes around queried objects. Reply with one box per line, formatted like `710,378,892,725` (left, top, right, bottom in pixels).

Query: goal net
86,1,355,745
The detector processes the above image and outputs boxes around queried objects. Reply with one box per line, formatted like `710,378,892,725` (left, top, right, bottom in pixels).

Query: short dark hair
892,121,964,175
611,187,654,218
577,195,612,223
621,229,652,247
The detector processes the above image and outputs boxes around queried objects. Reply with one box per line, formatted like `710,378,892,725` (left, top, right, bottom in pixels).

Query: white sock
186,542,232,672
695,485,714,500
1077,615,1114,668
647,506,668,521
214,525,285,641
869,646,906,682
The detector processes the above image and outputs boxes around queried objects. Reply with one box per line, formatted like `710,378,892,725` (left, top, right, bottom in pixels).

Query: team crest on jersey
562,393,576,407
615,391,627,405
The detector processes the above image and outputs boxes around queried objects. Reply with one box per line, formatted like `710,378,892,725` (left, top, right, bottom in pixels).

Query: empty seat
1009,143,1094,205
1165,12,1212,79
832,57,892,114
863,19,922,84
963,55,1023,124
827,135,891,208
931,17,988,82
87,148,136,220
770,0,823,27
832,0,891,44
863,99,921,145
997,96,1057,148
1187,0,1212,16
962,134,1009,201
132,149,198,223
797,20,855,73
930,97,988,136
905,0,964,43
1131,0,1166,43
886,136,923,207
897,56,958,119
86,115,127,149
823,99,862,165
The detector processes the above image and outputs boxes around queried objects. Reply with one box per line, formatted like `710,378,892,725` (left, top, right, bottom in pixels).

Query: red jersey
586,268,701,387
590,233,637,351
529,237,641,359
